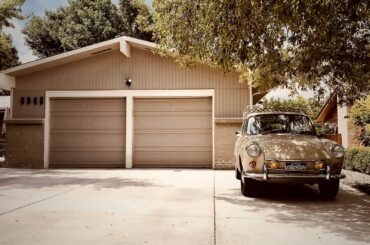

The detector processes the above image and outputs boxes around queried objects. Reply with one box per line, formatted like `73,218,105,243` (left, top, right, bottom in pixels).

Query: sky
3,0,317,100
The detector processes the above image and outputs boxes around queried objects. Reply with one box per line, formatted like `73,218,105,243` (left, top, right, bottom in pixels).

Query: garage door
50,98,126,168
134,98,212,168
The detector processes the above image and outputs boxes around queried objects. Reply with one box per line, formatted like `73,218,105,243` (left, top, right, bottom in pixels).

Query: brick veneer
215,121,242,169
4,122,44,168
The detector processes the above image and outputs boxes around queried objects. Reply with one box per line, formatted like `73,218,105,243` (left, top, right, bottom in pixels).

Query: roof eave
1,36,157,77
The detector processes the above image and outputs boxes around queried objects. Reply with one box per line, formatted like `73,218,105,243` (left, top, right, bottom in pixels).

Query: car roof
245,111,308,118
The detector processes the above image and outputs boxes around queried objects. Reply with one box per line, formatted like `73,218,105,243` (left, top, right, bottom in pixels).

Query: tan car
234,108,346,198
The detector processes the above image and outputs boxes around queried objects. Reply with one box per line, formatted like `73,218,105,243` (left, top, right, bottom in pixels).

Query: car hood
248,134,334,161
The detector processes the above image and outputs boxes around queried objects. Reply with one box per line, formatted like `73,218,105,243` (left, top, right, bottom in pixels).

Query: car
234,106,346,198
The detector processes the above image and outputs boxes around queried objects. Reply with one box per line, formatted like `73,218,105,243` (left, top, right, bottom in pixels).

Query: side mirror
236,130,241,136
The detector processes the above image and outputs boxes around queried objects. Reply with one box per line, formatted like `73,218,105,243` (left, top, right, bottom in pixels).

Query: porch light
125,78,132,87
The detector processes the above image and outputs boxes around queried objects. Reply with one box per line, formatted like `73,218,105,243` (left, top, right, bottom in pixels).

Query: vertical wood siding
14,48,249,118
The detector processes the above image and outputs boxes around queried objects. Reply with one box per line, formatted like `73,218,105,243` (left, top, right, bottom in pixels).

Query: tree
119,0,153,41
23,0,153,58
262,96,325,120
0,34,19,70
152,0,370,106
0,0,24,31
23,0,122,58
0,0,24,70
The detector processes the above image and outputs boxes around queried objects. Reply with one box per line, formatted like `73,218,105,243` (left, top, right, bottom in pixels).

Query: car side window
246,117,253,135
241,119,248,134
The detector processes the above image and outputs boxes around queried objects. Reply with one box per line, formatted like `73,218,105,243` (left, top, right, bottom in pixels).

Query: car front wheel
241,177,257,197
235,167,241,180
318,179,340,199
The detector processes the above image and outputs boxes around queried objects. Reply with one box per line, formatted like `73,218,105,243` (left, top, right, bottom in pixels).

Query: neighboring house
0,36,259,169
0,96,10,158
316,92,360,148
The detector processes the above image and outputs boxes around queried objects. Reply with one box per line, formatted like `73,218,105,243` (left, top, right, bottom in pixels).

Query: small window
39,97,44,105
33,97,38,105
26,97,31,105
20,97,25,105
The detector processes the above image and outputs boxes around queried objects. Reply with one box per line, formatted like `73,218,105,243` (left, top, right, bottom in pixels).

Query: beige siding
14,48,249,118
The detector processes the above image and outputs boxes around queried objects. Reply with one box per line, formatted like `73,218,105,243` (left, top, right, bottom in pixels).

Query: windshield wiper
261,129,283,134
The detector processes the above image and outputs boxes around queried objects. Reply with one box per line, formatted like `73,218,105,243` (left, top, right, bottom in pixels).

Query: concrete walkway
0,169,369,245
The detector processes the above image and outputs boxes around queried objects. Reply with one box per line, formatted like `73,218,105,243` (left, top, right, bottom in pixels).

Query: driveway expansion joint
0,179,102,217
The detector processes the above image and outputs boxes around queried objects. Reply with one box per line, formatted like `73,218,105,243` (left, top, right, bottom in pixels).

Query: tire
235,167,241,180
319,179,340,199
240,177,257,197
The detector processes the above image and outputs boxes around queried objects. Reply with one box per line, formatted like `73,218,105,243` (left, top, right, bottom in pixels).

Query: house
0,77,12,158
316,92,360,148
0,36,256,169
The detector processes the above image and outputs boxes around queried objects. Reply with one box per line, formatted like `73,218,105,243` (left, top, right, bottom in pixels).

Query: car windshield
245,114,316,135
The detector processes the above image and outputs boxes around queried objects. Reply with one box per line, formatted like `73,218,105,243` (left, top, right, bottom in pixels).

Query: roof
315,91,337,122
1,36,156,77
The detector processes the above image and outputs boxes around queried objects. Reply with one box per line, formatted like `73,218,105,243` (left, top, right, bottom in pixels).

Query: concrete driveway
0,169,369,245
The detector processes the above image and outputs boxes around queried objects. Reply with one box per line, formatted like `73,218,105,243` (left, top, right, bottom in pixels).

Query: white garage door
50,98,126,168
134,98,212,168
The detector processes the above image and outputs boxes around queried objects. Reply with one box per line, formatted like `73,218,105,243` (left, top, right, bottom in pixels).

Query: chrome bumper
243,165,346,181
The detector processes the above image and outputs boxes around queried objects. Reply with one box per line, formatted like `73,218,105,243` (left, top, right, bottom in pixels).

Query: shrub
353,183,370,195
350,96,370,146
344,147,370,175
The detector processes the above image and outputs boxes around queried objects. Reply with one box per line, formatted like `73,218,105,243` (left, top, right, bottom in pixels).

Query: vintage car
234,107,346,198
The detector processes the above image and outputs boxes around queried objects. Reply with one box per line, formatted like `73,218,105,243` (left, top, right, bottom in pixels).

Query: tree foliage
350,96,370,146
262,96,324,120
0,34,19,70
0,0,24,70
152,0,370,106
23,0,153,58
0,0,24,31
119,0,153,41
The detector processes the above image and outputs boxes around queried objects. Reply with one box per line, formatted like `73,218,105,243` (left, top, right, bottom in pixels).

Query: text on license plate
285,162,307,171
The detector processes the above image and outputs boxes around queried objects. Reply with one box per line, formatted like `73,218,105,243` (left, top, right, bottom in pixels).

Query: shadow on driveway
0,170,164,191
216,182,370,243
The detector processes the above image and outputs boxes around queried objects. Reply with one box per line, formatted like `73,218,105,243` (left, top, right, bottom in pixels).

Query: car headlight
331,145,344,158
245,143,260,157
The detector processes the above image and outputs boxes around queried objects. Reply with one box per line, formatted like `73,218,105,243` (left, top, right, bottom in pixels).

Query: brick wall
215,121,242,169
4,122,44,168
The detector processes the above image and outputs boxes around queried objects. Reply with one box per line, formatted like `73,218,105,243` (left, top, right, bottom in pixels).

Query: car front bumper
243,165,346,181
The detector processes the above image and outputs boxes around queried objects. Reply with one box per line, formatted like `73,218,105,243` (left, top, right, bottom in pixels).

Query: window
245,114,315,135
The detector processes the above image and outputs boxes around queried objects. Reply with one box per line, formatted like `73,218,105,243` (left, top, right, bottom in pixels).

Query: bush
350,96,370,146
353,183,370,195
344,147,370,175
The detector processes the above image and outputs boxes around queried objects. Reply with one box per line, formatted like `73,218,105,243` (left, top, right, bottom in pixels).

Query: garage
3,37,251,169
133,98,212,168
49,98,126,168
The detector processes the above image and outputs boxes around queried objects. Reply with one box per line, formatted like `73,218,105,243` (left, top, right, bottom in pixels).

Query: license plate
285,162,307,171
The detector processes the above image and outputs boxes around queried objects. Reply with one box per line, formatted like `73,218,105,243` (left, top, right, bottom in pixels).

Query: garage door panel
134,151,212,167
52,99,125,112
50,98,126,167
135,98,211,112
51,116,126,130
135,115,211,130
51,133,125,148
50,151,125,163
134,98,212,168
134,133,211,148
